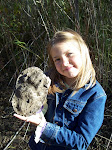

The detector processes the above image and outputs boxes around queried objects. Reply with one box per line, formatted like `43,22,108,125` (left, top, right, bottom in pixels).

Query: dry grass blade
106,134,112,150
3,122,26,150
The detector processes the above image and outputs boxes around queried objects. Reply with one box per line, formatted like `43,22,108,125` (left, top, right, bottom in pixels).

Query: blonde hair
47,29,96,94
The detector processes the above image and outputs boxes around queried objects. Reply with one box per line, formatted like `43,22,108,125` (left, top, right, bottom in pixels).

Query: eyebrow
52,50,72,59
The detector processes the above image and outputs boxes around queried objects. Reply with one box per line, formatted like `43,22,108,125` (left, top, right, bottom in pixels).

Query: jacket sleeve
40,94,106,150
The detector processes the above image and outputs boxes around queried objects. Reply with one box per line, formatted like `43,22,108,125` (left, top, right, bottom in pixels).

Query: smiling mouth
64,66,73,71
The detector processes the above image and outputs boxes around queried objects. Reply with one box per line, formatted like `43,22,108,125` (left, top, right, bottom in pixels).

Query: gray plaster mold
12,67,51,117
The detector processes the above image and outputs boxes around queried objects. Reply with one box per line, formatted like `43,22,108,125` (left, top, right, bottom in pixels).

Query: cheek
55,63,61,72
77,58,82,68
72,56,82,69
55,64,60,70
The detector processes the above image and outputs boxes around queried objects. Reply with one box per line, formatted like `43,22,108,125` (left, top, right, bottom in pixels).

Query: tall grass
0,0,112,149
0,0,111,89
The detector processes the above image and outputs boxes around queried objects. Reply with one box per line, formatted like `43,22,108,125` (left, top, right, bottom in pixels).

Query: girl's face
50,40,82,85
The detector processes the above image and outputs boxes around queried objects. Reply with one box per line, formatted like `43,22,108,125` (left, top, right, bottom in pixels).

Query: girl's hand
14,111,45,126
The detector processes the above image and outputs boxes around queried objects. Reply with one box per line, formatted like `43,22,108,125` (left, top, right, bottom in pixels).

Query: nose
61,56,69,67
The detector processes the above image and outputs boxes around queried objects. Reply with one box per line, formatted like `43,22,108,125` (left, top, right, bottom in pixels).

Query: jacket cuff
40,122,60,142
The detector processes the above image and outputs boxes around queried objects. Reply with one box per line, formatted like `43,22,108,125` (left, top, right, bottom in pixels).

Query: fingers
26,115,41,124
14,114,27,121
13,113,41,125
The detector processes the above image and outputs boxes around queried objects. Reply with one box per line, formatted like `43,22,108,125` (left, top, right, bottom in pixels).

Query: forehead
50,40,80,56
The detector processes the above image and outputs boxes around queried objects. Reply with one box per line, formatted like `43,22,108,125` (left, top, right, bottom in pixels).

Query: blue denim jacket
29,81,107,150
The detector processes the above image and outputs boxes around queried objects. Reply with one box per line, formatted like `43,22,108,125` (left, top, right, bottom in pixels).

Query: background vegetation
0,0,112,149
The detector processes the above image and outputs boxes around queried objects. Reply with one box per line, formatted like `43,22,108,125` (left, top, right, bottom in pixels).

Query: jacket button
59,107,62,110
44,139,48,142
73,109,77,112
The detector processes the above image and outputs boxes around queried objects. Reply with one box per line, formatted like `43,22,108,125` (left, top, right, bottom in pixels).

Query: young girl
14,29,107,150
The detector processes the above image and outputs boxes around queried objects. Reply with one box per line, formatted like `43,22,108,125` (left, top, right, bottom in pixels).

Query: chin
68,72,79,78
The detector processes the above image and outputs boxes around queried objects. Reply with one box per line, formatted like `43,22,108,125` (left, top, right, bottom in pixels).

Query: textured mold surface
12,67,51,116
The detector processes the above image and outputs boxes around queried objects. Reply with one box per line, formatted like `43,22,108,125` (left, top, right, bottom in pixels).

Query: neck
64,77,76,87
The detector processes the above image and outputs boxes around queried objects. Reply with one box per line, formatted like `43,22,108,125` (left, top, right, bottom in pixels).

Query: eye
54,58,60,62
67,52,73,56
